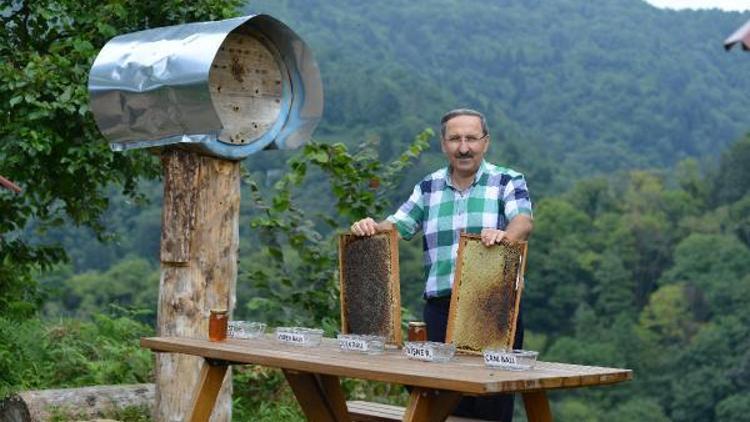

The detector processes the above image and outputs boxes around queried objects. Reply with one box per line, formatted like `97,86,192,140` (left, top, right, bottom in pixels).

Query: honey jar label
343,338,369,352
404,343,434,360
484,351,518,366
277,332,305,344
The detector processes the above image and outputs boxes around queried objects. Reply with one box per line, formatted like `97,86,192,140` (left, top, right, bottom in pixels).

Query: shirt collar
444,160,487,190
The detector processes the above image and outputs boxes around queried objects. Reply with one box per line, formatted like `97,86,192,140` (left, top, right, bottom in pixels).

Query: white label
277,332,305,344
405,344,434,361
344,338,369,352
484,351,517,366
484,351,532,370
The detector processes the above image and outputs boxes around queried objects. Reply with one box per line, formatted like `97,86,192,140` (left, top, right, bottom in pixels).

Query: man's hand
480,215,534,246
350,217,380,236
480,228,506,246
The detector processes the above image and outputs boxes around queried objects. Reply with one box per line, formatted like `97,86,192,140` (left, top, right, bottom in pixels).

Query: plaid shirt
387,160,533,299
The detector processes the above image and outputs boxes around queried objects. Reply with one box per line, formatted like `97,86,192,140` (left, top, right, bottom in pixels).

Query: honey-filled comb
446,234,527,353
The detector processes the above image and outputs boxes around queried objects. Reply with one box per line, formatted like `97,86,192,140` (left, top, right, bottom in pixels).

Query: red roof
0,175,21,193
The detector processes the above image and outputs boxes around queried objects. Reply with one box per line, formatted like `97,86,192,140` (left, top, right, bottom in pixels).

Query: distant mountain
246,0,750,192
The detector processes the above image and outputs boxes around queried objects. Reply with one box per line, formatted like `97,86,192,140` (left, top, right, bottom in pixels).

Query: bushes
0,314,153,399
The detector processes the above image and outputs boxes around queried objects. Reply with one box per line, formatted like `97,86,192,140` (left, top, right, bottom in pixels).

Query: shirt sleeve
503,173,533,221
386,183,424,241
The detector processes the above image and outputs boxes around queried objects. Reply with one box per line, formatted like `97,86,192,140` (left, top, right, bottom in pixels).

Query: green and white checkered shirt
387,160,533,298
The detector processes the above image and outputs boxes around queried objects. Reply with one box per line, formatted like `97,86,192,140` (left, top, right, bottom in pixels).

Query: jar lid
210,308,228,314
408,321,426,327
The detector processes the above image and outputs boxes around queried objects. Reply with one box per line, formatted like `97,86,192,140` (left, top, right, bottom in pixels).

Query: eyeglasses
444,134,487,145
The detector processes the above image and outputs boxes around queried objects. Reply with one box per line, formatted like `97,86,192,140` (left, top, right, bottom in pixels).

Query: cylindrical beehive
88,15,323,160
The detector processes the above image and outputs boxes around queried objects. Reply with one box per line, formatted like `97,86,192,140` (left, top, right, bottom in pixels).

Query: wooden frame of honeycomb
446,234,528,354
338,229,402,345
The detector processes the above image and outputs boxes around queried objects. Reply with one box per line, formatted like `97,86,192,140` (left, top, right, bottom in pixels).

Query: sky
644,0,750,11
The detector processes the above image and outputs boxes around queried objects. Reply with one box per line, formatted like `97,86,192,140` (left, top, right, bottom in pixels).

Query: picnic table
141,335,632,422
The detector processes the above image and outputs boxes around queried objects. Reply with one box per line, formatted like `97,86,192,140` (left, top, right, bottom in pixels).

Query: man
350,108,533,421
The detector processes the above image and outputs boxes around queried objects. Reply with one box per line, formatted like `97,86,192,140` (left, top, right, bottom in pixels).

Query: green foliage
604,398,670,422
517,146,750,420
660,234,750,315
232,367,304,421
554,398,601,422
715,393,750,422
42,257,159,324
639,284,696,345
0,242,63,320
728,194,750,247
0,0,242,319
714,135,750,205
0,313,153,399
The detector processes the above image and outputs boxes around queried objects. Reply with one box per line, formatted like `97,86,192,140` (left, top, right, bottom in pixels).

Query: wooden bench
347,400,484,422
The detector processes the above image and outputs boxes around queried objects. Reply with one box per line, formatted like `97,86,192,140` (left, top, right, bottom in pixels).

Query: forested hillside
4,0,750,421
247,0,750,192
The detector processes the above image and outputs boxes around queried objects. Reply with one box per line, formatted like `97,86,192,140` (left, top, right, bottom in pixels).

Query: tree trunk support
156,148,240,422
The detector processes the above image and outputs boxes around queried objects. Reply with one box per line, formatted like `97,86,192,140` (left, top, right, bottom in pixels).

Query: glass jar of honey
408,321,427,342
209,309,228,341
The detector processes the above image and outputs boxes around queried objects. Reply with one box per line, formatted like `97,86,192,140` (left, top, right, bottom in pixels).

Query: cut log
156,149,239,422
0,384,154,422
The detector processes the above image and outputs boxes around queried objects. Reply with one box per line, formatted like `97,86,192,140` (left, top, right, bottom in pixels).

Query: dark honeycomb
341,234,393,337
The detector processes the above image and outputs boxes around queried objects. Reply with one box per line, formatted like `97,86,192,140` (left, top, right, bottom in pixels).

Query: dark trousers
423,296,524,422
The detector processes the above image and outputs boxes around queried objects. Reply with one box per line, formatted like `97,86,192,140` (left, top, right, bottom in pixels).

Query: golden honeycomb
450,238,523,352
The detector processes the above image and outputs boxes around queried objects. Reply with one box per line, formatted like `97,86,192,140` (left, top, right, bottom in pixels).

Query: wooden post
155,148,240,422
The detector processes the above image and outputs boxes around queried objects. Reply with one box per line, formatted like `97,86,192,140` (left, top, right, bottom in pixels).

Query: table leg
522,391,552,422
187,360,229,422
283,369,349,422
403,388,461,422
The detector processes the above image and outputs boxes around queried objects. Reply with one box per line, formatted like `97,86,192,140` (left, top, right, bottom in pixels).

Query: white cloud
644,0,750,11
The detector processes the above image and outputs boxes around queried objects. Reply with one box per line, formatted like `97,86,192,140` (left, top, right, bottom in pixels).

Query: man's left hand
480,228,506,246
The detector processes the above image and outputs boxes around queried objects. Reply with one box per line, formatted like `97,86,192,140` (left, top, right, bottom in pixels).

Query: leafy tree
524,197,593,334
591,251,636,320
42,256,159,323
554,398,601,422
670,365,733,422
714,135,750,205
727,194,750,248
716,393,750,422
0,0,242,319
676,158,710,212
638,283,696,346
604,398,670,422
660,233,750,314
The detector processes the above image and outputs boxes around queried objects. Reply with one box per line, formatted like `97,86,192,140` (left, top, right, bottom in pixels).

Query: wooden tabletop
142,335,631,395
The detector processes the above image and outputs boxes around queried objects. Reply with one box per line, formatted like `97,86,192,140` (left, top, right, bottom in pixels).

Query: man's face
441,115,489,177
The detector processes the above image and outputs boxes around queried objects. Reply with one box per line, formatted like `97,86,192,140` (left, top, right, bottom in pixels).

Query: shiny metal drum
88,14,323,160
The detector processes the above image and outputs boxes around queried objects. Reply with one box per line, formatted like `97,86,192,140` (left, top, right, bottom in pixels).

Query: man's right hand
350,217,381,236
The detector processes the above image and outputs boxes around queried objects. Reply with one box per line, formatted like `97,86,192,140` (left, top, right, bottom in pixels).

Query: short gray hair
440,108,489,138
